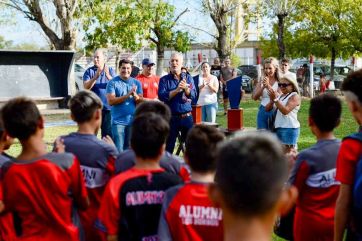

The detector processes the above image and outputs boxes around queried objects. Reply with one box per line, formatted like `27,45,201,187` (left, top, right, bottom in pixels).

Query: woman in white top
267,72,301,151
197,62,219,123
252,57,280,130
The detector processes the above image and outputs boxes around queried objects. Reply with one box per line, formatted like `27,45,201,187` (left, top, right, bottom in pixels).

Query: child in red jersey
209,132,297,241
289,94,342,241
58,90,118,241
335,69,362,241
0,97,89,241
97,113,182,241
158,125,225,241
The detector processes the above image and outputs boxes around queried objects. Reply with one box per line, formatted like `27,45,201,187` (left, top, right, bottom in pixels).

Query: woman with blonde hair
252,57,280,130
267,72,301,152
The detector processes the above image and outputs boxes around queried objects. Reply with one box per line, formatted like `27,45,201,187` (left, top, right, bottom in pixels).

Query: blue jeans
257,105,275,130
101,110,113,139
166,115,193,154
275,128,300,146
202,103,217,123
112,124,131,152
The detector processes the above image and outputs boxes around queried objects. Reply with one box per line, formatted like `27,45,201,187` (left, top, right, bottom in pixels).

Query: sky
0,0,215,48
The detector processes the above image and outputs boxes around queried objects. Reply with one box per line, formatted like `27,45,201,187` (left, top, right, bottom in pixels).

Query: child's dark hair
342,69,362,103
185,125,224,173
69,90,103,123
309,94,341,132
215,131,287,217
134,101,171,122
131,113,169,159
1,97,41,140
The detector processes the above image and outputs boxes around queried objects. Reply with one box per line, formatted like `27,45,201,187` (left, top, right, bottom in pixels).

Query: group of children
0,69,360,241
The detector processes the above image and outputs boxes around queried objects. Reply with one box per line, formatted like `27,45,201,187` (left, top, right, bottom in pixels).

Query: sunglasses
278,83,291,88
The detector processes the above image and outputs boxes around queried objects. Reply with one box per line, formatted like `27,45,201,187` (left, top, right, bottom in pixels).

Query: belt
173,112,192,118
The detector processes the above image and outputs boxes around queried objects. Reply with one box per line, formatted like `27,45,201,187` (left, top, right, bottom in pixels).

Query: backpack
346,132,362,231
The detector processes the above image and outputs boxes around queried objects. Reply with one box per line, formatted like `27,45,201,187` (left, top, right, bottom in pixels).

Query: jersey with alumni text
289,139,341,241
61,132,119,241
96,168,182,241
0,152,88,241
158,182,223,241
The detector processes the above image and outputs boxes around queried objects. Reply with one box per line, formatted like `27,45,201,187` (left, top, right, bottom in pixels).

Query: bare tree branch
182,22,217,39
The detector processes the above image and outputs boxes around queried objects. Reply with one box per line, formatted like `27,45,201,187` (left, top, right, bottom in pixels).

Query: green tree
0,0,81,50
83,0,191,75
261,0,359,79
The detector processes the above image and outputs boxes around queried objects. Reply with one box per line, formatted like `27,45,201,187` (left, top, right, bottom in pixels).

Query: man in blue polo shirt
106,59,143,152
158,52,196,153
83,49,116,139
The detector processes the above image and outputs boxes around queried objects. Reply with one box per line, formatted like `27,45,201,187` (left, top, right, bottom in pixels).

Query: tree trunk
156,45,165,76
330,46,336,80
277,14,287,59
216,25,229,62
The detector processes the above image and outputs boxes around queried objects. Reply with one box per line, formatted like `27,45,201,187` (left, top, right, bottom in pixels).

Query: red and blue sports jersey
96,168,182,241
289,139,341,241
115,149,190,182
61,132,118,241
158,182,223,241
0,153,17,241
0,152,88,241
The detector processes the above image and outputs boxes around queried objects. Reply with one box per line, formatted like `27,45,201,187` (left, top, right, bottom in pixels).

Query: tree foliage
82,0,192,75
0,35,13,49
0,0,81,50
261,0,361,78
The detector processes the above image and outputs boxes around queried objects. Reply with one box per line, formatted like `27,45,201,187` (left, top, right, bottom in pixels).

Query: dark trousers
166,115,193,154
101,109,113,139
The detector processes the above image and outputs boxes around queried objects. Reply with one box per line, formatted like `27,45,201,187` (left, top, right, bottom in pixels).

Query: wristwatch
273,98,278,103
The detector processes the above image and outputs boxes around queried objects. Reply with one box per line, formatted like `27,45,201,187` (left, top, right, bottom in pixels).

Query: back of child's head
1,97,41,141
215,131,288,217
309,94,341,132
131,113,169,159
69,90,103,123
342,69,362,103
185,125,225,173
134,101,171,122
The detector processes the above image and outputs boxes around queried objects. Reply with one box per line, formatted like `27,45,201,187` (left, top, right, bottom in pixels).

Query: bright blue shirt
83,66,116,111
158,73,196,115
106,76,142,126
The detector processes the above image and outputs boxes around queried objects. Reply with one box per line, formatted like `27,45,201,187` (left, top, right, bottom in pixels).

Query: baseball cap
142,58,155,66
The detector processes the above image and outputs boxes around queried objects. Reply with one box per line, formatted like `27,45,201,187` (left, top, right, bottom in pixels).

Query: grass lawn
4,97,358,241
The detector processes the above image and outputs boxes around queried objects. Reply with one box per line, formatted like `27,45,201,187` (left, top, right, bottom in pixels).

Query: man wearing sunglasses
136,58,160,100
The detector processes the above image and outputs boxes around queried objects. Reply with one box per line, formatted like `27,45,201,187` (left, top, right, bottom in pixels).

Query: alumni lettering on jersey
306,168,340,188
126,191,165,206
178,205,222,226
81,165,110,188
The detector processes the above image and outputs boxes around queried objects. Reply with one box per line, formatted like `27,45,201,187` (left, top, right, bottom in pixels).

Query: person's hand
262,76,270,88
102,135,115,147
268,89,278,100
54,137,65,153
178,79,187,91
95,67,102,78
286,148,298,171
204,80,210,86
0,200,4,213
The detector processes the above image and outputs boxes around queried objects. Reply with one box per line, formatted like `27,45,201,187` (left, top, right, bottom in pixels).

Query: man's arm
107,93,132,106
334,184,352,241
84,68,102,90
